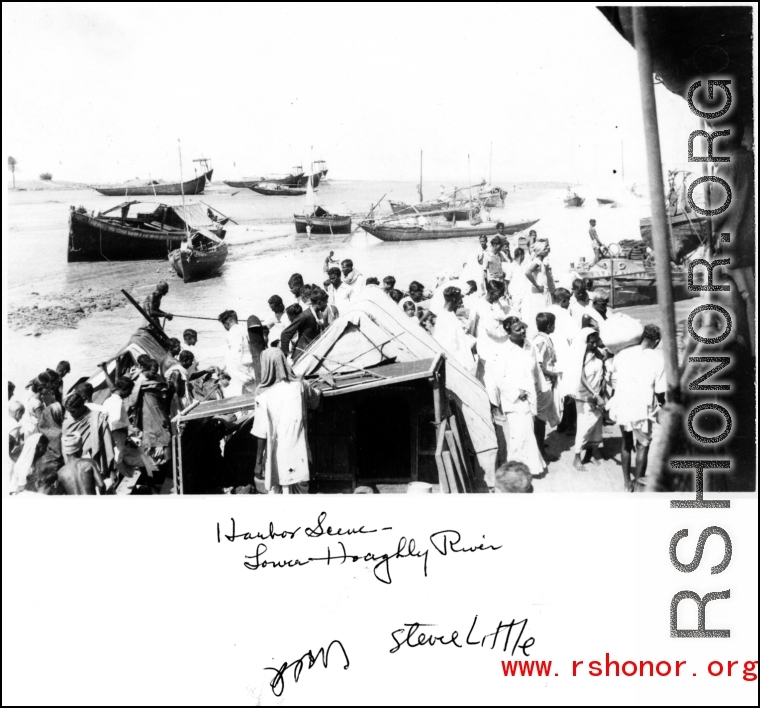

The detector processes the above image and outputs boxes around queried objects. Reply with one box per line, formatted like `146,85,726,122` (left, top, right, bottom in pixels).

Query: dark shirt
280,309,324,360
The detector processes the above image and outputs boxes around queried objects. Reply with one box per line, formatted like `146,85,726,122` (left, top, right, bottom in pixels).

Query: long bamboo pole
632,7,680,403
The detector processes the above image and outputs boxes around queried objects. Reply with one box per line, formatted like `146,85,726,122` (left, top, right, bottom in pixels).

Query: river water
5,179,653,386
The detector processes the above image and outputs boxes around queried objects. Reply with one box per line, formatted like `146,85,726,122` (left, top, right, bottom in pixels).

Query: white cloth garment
328,281,353,314
433,309,477,373
251,380,321,490
607,345,665,426
224,322,257,397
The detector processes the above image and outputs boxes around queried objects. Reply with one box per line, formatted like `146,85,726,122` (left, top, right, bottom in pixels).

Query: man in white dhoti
546,287,579,432
218,310,257,397
569,278,593,327
566,327,607,470
433,286,477,374
607,324,666,492
507,247,530,317
521,242,554,339
467,280,510,390
491,317,546,477
532,312,561,459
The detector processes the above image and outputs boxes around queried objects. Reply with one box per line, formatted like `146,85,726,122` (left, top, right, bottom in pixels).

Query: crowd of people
9,226,666,496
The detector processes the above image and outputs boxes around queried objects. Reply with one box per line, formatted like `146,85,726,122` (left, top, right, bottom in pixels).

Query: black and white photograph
3,3,757,705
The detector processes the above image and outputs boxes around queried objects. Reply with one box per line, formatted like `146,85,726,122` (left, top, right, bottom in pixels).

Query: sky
3,2,701,185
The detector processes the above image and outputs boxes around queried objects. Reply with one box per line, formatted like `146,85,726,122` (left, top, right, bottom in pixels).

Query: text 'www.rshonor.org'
500,657,757,680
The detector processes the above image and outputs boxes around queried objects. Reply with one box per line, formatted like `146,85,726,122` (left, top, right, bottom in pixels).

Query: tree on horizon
8,156,17,189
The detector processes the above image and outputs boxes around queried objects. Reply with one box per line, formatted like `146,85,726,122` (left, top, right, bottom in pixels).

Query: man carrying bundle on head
607,324,665,492
218,310,257,398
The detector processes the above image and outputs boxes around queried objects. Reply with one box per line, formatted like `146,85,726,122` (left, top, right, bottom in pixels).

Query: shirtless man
588,219,609,265
144,281,173,327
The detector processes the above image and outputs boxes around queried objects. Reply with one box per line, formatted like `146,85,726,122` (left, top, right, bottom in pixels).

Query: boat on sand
92,170,213,197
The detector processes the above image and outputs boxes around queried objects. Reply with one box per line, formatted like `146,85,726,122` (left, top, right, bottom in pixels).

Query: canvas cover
292,286,498,483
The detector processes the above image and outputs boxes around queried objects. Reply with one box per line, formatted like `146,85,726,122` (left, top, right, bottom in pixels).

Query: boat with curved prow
67,201,226,262
360,218,539,242
92,170,213,197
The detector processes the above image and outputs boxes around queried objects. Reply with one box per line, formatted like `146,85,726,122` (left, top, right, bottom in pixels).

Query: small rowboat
564,195,585,207
92,170,213,197
294,207,352,235
596,198,618,206
249,185,306,196
388,200,447,215
443,205,481,222
360,218,539,242
169,240,228,283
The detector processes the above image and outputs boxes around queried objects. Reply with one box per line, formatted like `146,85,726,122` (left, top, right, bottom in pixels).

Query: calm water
5,179,653,385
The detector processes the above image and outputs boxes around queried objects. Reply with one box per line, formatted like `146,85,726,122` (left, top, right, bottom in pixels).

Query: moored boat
564,194,585,207
360,218,539,242
596,197,618,206
638,170,707,263
249,184,306,196
67,201,226,262
294,207,352,235
224,171,305,189
478,186,507,208
92,170,213,197
443,204,481,222
389,200,447,215
169,231,228,283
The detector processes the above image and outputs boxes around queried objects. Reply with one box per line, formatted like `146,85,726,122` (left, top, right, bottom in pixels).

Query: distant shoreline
7,179,89,192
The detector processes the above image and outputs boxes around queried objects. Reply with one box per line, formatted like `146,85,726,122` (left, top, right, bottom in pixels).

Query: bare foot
573,456,586,471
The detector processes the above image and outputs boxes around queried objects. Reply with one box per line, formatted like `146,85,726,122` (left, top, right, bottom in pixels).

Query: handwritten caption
216,512,502,584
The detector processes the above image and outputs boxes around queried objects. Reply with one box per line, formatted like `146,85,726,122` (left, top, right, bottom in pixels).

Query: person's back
608,345,664,425
57,457,102,495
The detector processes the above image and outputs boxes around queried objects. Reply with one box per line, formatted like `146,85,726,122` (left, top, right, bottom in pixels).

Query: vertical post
632,8,680,402
609,265,616,309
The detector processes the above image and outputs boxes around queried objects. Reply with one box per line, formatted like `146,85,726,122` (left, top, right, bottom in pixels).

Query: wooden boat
479,187,507,208
294,206,352,235
67,201,226,262
638,170,707,263
314,160,329,178
249,184,306,196
360,218,539,242
596,197,618,206
443,204,481,222
92,170,212,197
564,194,585,207
389,200,447,215
169,231,228,283
297,172,322,188
224,172,304,189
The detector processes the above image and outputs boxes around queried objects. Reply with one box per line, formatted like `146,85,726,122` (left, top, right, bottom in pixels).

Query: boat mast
489,141,493,186
418,149,423,203
620,140,625,186
178,139,189,246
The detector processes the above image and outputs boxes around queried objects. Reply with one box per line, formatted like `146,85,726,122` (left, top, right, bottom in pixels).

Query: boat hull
68,210,186,262
249,186,306,196
297,173,322,188
224,172,305,188
639,213,707,263
169,244,228,282
294,214,352,234
564,196,585,207
93,170,212,197
360,218,539,242
389,200,445,215
596,198,617,206
443,208,480,222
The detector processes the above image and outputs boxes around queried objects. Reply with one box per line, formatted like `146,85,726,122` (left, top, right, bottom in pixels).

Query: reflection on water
5,180,652,385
